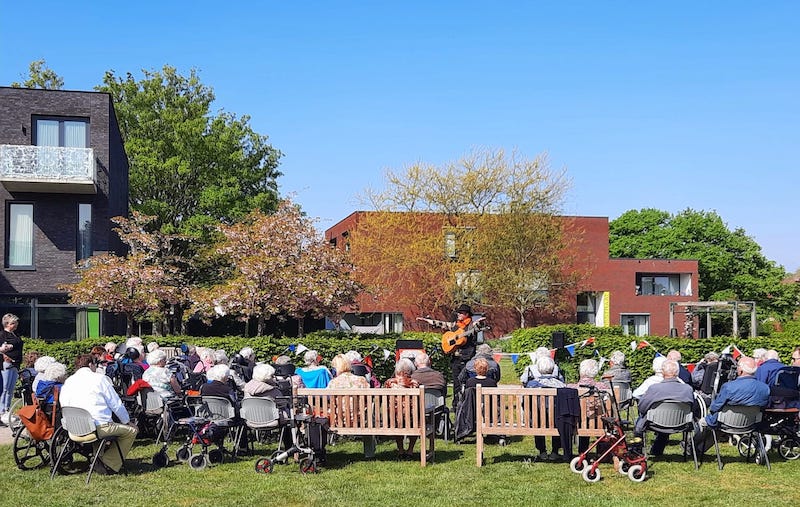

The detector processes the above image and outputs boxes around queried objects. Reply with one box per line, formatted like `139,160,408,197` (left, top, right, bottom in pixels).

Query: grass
3,430,800,507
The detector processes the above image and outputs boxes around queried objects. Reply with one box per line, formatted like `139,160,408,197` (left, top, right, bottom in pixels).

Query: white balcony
0,144,96,194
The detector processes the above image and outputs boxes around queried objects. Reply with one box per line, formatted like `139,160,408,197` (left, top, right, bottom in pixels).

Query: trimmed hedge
21,324,800,387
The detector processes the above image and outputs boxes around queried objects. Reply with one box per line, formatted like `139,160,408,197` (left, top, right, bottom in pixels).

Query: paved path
0,424,13,445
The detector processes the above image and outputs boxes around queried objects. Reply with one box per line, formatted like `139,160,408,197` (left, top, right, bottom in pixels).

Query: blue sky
2,1,797,271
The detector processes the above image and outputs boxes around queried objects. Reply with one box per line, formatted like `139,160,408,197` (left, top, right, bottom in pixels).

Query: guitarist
422,304,481,410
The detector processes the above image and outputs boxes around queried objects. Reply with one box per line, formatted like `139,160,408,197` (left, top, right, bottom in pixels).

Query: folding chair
610,380,633,421
644,401,698,469
235,397,284,453
712,405,770,471
51,406,127,484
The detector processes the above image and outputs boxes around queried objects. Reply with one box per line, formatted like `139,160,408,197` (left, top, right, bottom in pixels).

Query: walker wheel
569,456,588,474
189,453,208,470
582,466,601,483
299,457,318,474
627,464,646,482
737,435,754,457
255,457,274,474
208,448,224,464
618,460,630,475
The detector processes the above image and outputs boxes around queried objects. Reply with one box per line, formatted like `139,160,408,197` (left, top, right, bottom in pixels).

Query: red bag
18,389,57,441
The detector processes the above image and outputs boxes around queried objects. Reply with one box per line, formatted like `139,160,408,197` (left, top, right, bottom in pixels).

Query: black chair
644,401,698,469
711,405,770,471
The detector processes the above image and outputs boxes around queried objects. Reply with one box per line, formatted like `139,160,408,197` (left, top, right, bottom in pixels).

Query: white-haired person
34,361,67,405
143,349,183,399
244,363,281,398
104,342,117,361
632,356,667,399
755,349,786,385
214,349,246,389
193,347,215,373
384,358,421,459
233,347,256,382
147,341,160,353
273,355,305,390
524,356,565,461
32,355,57,394
296,350,332,388
345,350,380,387
520,347,562,385
200,364,237,403
601,350,631,383
666,350,692,384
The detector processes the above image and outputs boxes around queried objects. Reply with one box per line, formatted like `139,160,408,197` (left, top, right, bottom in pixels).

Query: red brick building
325,212,699,337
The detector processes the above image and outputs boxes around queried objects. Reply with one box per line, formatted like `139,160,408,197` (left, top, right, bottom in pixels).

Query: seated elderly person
32,355,57,394
143,349,183,399
243,363,281,398
384,358,421,459
520,347,562,385
60,354,138,475
34,361,67,404
193,347,216,373
411,352,447,393
328,354,370,389
525,356,565,461
297,350,332,388
632,359,696,456
693,356,770,453
602,350,632,383
569,359,608,391
200,364,238,404
691,352,719,389
667,350,692,384
755,349,786,385
460,344,501,385
273,355,305,391
632,356,667,399
345,350,380,387
231,347,256,382
464,358,497,388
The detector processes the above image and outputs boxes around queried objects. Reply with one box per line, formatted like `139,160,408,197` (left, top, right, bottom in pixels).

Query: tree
11,59,64,89
609,208,800,320
95,65,283,235
195,201,361,336
355,147,578,327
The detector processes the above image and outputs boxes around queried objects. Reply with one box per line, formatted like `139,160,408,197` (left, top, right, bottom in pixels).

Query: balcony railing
0,144,95,193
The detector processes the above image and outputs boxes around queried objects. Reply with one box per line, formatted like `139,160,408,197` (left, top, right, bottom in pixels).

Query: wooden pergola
669,301,757,338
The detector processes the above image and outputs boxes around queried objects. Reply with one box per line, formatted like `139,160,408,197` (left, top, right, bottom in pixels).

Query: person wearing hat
445,304,482,410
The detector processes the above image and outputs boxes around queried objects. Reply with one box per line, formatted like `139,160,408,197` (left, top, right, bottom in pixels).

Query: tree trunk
126,314,134,338
297,317,305,337
257,315,265,336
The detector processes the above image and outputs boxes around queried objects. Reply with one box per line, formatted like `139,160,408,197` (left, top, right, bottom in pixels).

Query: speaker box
551,331,565,349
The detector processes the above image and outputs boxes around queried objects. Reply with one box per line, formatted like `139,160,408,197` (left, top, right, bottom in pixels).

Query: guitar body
441,330,468,355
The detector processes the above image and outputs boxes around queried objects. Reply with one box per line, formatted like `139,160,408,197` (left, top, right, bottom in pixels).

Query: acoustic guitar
417,316,486,355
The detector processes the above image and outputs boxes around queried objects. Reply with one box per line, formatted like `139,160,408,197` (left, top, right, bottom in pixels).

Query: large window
621,314,650,337
7,203,34,268
77,203,92,261
34,117,88,148
636,273,681,296
577,292,596,324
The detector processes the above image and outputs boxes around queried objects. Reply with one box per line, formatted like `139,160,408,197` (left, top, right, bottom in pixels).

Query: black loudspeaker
551,331,565,349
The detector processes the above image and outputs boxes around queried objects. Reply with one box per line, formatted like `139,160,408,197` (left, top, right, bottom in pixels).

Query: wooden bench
474,385,615,466
298,387,431,466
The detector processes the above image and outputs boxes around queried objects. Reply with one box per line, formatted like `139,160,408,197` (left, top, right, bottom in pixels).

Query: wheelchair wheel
208,447,224,464
299,457,318,474
581,466,601,483
13,427,50,470
779,437,800,460
49,427,77,472
255,457,274,474
189,453,208,470
627,464,647,482
569,456,588,474
176,444,191,463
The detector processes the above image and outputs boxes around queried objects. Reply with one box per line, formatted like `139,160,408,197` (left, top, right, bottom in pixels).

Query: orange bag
18,389,57,441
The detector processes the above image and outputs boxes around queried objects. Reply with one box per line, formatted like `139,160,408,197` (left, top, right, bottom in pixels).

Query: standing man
0,313,23,424
60,354,138,474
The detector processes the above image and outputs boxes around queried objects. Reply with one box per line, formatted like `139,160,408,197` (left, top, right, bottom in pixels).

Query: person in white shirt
60,354,138,474
632,356,667,399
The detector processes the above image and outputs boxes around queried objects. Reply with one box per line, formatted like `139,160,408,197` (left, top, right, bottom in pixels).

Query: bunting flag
637,340,650,350
630,340,638,351
511,354,519,364
732,345,743,360
493,353,503,363
597,355,606,370
295,344,308,355
364,355,374,368
529,352,538,363
564,344,576,357
654,351,663,357
549,349,557,359
383,349,392,361
721,344,732,355
287,344,296,353
581,337,595,347
686,363,696,373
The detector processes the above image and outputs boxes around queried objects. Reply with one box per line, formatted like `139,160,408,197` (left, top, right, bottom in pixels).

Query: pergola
669,301,757,338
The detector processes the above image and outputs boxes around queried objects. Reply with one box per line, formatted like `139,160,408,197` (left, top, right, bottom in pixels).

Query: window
577,292,596,324
455,270,482,302
621,314,649,337
7,203,34,268
442,226,475,259
34,117,88,147
444,230,456,258
77,203,92,261
636,273,681,296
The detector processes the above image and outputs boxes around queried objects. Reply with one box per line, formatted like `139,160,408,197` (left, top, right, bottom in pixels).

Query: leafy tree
609,208,800,320
11,59,64,89
195,201,360,336
355,147,578,327
95,65,283,235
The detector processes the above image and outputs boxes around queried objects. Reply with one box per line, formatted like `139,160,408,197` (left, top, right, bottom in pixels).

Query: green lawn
4,427,800,507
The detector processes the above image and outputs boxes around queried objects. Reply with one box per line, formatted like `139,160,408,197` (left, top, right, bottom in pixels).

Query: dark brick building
0,87,129,339
326,212,700,337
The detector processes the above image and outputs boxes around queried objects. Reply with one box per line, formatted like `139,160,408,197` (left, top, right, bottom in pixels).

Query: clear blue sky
2,1,797,271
